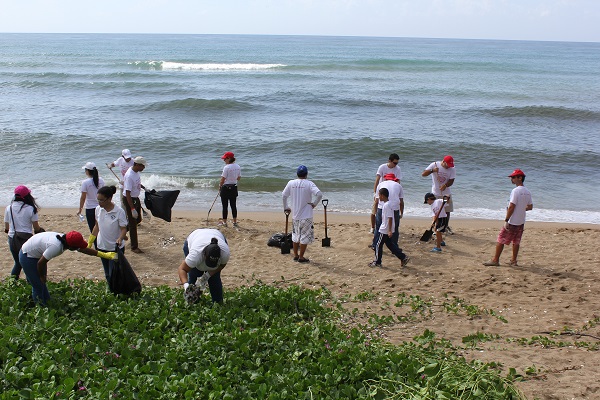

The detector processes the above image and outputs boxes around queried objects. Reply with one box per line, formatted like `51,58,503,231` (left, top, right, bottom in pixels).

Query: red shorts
497,224,524,245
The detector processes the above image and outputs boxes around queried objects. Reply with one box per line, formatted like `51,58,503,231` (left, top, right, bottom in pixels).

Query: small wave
483,105,600,121
143,98,255,112
130,61,285,71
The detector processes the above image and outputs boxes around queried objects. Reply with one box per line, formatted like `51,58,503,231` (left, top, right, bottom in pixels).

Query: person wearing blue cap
282,165,323,263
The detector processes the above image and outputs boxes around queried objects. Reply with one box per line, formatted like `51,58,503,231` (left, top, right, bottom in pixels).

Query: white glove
183,283,190,291
131,209,139,219
199,272,210,290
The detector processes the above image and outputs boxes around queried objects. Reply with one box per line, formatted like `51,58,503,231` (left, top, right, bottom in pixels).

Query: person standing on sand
422,155,455,233
370,173,404,250
218,151,241,227
370,153,402,233
369,187,410,268
282,165,323,263
78,162,105,233
108,149,134,207
483,169,533,267
123,156,147,253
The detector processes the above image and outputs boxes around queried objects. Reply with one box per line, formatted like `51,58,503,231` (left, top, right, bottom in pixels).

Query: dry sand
2,208,599,400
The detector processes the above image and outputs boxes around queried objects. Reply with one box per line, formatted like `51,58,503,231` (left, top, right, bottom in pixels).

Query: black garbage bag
108,247,142,295
267,232,292,248
144,189,180,222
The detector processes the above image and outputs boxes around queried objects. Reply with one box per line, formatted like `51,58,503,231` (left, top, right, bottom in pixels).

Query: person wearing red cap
370,173,404,250
422,155,456,233
218,151,241,227
18,231,116,304
4,185,44,279
483,169,533,267
371,153,402,233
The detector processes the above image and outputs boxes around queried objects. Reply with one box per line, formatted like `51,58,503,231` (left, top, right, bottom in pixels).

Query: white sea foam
160,62,286,71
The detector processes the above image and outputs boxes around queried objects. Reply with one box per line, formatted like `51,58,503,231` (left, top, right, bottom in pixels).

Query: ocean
1,33,599,223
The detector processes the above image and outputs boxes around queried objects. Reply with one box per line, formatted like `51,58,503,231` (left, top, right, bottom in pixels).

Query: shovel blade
420,229,434,242
281,241,291,254
322,237,331,247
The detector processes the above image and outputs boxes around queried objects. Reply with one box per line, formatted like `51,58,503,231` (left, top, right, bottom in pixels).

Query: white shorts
444,197,454,213
292,218,314,245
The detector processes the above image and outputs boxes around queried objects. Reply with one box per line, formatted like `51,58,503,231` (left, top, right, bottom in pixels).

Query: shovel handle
322,199,328,208
284,209,291,216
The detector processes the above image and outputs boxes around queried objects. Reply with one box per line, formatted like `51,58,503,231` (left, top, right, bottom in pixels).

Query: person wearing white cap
78,162,105,233
123,156,147,253
107,149,135,208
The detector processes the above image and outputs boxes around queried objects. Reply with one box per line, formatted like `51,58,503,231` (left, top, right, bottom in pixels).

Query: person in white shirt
177,229,230,304
370,153,402,233
218,151,241,227
424,193,449,253
422,155,456,233
4,185,43,279
484,169,533,267
78,162,105,233
282,165,323,263
87,185,128,282
123,156,147,253
369,187,410,268
370,173,404,249
108,149,135,207
19,231,116,304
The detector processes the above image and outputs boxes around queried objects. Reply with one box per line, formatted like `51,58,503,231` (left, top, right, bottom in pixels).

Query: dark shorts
497,224,524,245
220,184,238,199
435,217,448,233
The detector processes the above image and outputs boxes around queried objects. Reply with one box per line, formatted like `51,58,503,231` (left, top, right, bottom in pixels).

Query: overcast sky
0,0,598,42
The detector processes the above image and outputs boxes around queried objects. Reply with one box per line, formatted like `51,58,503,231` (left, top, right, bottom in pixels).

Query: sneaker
217,221,227,227
483,260,500,267
440,241,446,246
368,261,382,268
369,228,374,234
233,222,239,227
401,257,410,267
367,244,375,250
446,226,454,235
430,247,442,253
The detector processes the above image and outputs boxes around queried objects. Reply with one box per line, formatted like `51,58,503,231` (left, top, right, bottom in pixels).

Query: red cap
14,185,31,198
508,169,526,178
221,151,234,159
443,155,454,168
65,231,88,249
383,173,398,182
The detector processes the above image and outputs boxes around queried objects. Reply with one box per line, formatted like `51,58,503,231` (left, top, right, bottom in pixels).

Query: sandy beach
2,208,599,400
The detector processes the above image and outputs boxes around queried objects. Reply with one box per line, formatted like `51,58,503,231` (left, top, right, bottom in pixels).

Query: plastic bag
108,247,142,295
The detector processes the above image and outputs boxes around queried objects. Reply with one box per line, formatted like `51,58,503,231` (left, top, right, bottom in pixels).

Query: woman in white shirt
78,162,104,233
218,151,241,227
88,186,128,282
4,185,43,279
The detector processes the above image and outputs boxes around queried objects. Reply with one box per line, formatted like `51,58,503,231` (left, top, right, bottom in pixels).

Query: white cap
133,156,147,166
122,149,132,159
82,162,97,170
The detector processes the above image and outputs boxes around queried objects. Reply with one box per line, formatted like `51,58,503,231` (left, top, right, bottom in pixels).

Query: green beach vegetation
0,279,523,399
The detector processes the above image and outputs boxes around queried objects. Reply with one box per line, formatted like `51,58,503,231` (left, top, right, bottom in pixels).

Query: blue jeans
8,237,23,278
85,207,96,233
372,209,400,247
19,250,51,304
183,240,223,304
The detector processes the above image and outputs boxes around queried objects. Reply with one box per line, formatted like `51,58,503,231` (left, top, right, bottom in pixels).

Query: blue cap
297,165,308,176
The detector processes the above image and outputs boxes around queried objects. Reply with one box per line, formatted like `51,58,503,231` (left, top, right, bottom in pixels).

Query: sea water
1,33,599,223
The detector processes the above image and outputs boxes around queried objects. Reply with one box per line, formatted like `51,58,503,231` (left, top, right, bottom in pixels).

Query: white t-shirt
81,177,105,209
123,168,142,198
221,163,241,185
95,205,128,251
21,231,64,260
376,180,403,211
378,201,395,234
185,229,231,272
430,199,448,218
113,157,134,179
508,185,533,225
5,202,38,237
282,178,323,220
426,161,456,196
376,163,403,182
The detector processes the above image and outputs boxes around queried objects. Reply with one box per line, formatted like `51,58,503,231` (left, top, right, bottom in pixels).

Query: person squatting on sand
370,173,404,250
369,187,410,268
78,162,105,233
18,231,117,305
282,165,323,263
483,169,533,267
422,155,456,234
424,192,449,253
88,186,128,283
178,228,230,304
4,185,43,279
123,156,147,254
371,153,402,233
218,151,241,228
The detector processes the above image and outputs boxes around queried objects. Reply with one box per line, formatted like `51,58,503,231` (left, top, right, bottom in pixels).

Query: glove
198,272,211,290
183,283,202,305
131,209,139,219
97,251,117,260
87,234,96,248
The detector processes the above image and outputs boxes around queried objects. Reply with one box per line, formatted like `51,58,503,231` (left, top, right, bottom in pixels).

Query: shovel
281,209,291,254
420,197,448,242
321,199,331,247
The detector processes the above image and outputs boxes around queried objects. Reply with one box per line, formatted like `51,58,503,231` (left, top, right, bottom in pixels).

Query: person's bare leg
492,243,504,263
299,244,308,260
511,244,520,265
293,242,299,258
435,231,442,249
